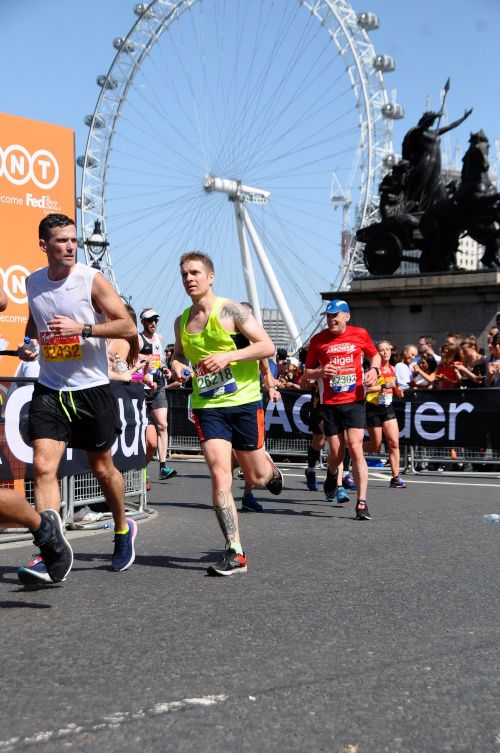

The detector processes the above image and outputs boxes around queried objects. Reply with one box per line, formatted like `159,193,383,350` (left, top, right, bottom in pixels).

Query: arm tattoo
220,302,250,327
214,493,237,541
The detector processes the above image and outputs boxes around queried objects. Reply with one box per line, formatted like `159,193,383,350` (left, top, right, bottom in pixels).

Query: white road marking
0,695,227,751
282,472,500,488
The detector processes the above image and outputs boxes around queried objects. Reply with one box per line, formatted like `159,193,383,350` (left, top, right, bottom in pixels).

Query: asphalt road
0,461,499,753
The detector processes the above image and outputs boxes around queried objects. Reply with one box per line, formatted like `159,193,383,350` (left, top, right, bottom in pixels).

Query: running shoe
342,473,356,491
355,500,371,520
111,518,138,571
18,554,53,585
207,548,248,576
241,492,263,512
390,476,407,489
265,465,283,495
237,469,245,480
323,474,337,504
335,487,350,504
34,509,73,583
159,467,177,480
366,458,385,468
305,468,319,491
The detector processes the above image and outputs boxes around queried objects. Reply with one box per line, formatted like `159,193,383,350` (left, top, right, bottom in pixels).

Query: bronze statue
356,80,500,275
401,108,472,210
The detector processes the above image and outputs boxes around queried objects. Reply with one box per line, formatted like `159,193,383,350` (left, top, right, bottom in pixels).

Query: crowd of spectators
273,314,500,395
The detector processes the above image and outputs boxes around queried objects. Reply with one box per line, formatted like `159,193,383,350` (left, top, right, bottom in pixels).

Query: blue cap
320,299,350,315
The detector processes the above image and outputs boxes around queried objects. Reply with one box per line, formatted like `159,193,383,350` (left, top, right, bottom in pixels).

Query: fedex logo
0,144,59,189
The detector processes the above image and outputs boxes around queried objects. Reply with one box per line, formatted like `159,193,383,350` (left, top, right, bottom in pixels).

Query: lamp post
85,219,109,270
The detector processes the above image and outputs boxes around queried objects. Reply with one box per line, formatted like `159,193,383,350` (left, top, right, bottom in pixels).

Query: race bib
40,330,82,363
144,353,161,370
379,389,393,407
196,364,238,399
330,371,356,393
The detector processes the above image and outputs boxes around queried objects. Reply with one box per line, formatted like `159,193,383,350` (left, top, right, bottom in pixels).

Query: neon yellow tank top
180,296,261,408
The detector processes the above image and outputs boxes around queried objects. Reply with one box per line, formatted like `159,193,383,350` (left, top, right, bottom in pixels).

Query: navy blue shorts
192,400,265,451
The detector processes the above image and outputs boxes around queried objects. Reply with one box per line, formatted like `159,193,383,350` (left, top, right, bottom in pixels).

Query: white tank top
26,262,108,391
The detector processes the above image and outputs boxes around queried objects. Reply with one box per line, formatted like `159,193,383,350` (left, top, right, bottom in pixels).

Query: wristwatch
81,323,93,339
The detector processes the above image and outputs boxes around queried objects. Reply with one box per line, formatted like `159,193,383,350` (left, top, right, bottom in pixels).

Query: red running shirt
305,325,378,404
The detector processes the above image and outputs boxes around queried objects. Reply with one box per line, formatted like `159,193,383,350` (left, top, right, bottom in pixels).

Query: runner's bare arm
200,301,274,373
363,352,382,387
45,272,136,339
170,315,192,380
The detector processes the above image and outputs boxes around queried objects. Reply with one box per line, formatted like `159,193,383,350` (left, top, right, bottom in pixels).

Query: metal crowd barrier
1,380,499,546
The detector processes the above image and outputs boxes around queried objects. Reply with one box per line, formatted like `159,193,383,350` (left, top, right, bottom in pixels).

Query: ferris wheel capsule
357,12,379,31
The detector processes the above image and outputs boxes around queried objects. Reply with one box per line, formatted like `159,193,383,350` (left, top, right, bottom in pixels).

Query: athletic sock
307,446,321,469
230,541,243,555
324,469,337,494
115,524,130,535
159,461,165,470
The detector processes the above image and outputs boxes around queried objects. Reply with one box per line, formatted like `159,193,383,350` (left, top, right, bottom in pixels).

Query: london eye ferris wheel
79,0,403,347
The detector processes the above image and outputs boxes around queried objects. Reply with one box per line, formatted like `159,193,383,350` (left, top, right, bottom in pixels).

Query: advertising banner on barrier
0,381,146,480
263,389,500,448
0,112,75,379
166,388,500,450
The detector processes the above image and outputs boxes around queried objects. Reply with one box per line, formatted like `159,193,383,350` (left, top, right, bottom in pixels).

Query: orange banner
0,113,75,378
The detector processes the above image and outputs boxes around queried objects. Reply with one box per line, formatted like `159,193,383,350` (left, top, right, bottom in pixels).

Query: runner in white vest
17,213,139,585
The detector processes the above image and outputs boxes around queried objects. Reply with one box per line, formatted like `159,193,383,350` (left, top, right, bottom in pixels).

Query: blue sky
1,1,496,162
1,0,498,340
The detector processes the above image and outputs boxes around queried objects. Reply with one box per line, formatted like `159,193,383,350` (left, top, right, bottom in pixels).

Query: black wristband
370,366,380,375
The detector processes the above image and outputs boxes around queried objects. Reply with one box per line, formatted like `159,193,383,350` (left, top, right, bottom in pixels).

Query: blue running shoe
18,554,53,585
342,473,356,491
241,492,263,512
305,468,318,491
390,475,407,488
159,467,177,480
366,458,385,468
111,518,138,571
335,487,349,504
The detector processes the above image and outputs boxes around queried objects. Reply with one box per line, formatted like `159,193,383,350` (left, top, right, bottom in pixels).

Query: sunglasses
144,317,159,323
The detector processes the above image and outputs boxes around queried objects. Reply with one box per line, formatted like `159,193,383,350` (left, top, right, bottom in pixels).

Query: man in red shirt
304,300,381,520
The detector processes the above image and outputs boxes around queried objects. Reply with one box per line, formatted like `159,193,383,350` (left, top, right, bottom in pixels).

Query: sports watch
81,323,93,339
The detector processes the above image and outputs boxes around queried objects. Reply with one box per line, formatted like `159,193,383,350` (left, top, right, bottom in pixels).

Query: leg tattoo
214,491,237,541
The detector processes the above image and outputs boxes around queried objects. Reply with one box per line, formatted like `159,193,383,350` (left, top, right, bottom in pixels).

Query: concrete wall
322,271,500,352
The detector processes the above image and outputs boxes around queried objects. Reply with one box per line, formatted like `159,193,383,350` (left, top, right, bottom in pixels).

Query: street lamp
85,219,109,270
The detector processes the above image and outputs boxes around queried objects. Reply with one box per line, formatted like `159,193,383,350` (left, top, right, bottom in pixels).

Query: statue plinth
321,269,500,350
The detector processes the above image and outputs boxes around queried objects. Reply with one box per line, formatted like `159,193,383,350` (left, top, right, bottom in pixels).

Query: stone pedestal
322,270,500,350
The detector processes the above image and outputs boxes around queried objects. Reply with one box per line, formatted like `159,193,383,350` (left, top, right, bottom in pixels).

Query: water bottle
483,514,500,523
24,336,39,355
180,368,191,389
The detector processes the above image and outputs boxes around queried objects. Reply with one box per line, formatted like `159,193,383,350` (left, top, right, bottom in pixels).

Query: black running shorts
28,382,121,451
365,402,397,428
318,401,366,436
145,387,168,411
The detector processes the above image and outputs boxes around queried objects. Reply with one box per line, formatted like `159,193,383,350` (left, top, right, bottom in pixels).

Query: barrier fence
1,378,499,541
